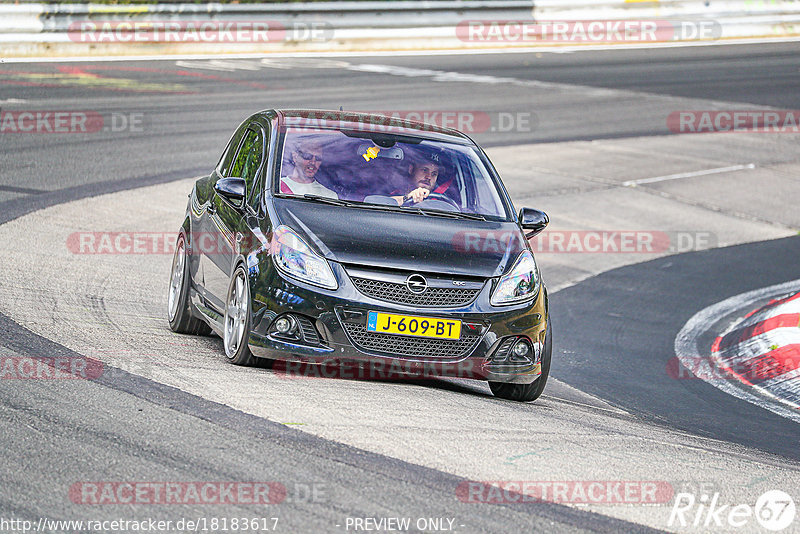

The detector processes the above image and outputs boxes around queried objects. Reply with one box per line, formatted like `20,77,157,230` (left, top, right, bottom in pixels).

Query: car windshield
274,127,510,220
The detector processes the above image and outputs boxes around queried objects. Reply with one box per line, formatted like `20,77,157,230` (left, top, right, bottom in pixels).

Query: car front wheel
489,321,552,402
223,265,256,366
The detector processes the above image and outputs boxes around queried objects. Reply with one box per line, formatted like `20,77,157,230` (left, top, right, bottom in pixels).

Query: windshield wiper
408,208,486,221
298,195,487,220
301,195,408,214
300,194,353,206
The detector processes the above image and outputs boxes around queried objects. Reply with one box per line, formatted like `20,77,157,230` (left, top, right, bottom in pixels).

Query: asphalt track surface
1,43,799,533
554,236,800,460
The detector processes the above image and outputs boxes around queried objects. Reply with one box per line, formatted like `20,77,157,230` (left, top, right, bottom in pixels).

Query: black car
167,109,551,401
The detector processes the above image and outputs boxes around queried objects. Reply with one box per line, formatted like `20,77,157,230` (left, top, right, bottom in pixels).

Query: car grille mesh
350,277,481,307
341,322,481,359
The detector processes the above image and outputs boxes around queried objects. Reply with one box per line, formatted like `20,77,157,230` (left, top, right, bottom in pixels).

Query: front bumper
247,262,548,384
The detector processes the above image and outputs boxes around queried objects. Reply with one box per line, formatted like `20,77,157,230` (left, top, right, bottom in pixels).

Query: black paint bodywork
179,110,549,384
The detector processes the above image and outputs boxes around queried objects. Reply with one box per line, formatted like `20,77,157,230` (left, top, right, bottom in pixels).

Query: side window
468,158,502,215
248,125,270,210
217,124,248,177
231,128,263,201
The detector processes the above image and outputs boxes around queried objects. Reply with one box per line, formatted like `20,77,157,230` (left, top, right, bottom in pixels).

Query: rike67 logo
669,490,795,531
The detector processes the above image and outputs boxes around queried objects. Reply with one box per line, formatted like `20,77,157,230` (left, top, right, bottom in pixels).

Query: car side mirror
519,207,549,239
215,177,246,205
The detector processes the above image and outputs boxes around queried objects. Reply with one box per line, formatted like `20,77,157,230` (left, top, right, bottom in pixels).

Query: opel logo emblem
406,274,428,294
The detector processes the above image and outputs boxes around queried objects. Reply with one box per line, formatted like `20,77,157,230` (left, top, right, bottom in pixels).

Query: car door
193,122,247,308
203,125,266,311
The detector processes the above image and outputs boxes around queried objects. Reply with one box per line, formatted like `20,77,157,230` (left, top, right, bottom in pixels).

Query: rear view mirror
519,207,549,238
215,177,246,205
357,143,404,161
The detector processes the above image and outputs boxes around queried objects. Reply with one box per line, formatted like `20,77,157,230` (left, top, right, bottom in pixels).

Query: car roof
262,109,474,144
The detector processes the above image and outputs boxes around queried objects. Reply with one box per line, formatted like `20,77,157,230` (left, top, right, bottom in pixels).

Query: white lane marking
675,279,800,424
175,59,265,72
547,395,631,416
2,36,800,63
176,56,623,97
349,62,527,84
0,98,26,104
623,163,756,187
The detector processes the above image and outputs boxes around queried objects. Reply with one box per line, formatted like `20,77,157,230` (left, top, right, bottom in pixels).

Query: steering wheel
403,192,460,210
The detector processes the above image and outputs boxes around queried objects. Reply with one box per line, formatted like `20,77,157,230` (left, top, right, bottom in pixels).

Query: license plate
367,311,461,339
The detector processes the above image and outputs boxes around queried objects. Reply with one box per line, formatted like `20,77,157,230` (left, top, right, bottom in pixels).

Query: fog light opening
275,316,295,334
513,340,530,357
510,339,533,363
272,315,300,340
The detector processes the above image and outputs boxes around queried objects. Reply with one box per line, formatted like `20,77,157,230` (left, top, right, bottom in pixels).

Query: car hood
272,199,526,278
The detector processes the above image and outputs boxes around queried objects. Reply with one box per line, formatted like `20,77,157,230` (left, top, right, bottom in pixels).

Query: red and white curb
712,291,800,400
675,279,800,424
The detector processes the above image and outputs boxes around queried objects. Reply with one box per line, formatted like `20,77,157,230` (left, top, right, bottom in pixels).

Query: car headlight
490,250,540,306
271,226,337,290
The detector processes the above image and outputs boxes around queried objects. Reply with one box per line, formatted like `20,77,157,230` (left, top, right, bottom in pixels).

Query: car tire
223,264,256,366
168,232,211,336
489,321,552,402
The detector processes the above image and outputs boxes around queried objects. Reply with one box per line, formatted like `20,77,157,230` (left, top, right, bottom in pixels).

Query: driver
280,138,338,199
390,151,450,206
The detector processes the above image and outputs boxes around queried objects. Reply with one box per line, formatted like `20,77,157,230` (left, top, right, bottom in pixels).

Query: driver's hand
406,187,430,204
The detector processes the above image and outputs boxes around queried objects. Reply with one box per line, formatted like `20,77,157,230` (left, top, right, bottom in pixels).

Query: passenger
390,151,453,206
280,138,338,199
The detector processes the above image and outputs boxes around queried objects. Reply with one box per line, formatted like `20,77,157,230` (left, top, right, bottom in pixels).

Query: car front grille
341,321,481,359
350,277,481,307
296,316,320,345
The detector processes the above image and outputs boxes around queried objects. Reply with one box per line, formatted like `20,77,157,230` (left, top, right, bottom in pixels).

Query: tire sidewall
224,264,253,365
529,320,553,397
538,321,553,384
168,232,191,330
489,320,552,401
